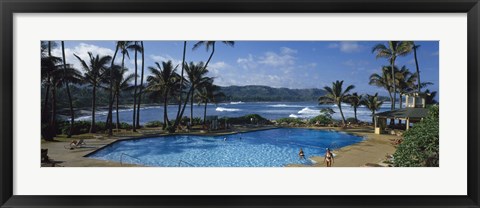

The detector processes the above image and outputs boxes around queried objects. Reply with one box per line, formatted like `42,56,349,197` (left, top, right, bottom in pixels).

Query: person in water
299,148,305,160
324,148,334,167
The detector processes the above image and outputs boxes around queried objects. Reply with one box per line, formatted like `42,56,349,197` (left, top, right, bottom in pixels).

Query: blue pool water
87,128,364,167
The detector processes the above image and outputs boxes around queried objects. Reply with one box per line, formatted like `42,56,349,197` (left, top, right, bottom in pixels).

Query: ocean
77,101,394,124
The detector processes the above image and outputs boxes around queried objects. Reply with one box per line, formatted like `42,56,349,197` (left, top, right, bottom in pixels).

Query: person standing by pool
299,148,305,160
324,148,334,167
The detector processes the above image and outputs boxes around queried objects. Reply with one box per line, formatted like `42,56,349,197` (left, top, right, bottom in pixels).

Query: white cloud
328,41,363,53
208,61,230,77
149,54,182,66
236,54,257,70
51,43,116,74
258,51,296,67
280,47,298,55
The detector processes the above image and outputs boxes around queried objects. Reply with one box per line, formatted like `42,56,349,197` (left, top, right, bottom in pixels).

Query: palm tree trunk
174,41,187,130
116,92,120,130
42,41,52,124
110,50,126,129
175,88,193,131
388,92,394,126
399,94,403,109
203,101,208,125
132,42,138,132
163,92,169,129
42,84,50,123
204,42,215,69
338,102,346,126
398,94,403,125
371,110,376,124
190,85,194,125
413,44,421,92
90,84,96,133
50,85,57,136
61,41,75,138
391,58,396,110
108,44,119,136
105,98,115,125
136,41,145,128
354,107,358,123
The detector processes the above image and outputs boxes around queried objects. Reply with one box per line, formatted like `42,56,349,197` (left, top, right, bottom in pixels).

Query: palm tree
41,41,58,124
184,61,211,125
102,65,136,130
372,41,412,110
369,66,395,110
135,41,145,128
196,81,225,124
192,41,234,69
173,41,188,131
50,63,83,135
318,80,355,127
105,41,131,128
41,52,65,140
396,66,418,109
411,42,422,92
424,89,438,104
75,52,112,133
107,42,120,136
394,65,432,109
345,93,363,123
362,93,384,124
146,61,180,129
60,41,83,137
128,41,143,131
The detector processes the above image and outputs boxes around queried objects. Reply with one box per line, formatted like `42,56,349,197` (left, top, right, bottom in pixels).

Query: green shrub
145,120,163,128
276,117,305,125
95,122,107,131
393,105,439,167
220,114,271,125
59,120,90,135
309,115,333,125
346,117,358,123
192,117,202,125
119,122,133,130
58,121,108,135
181,116,190,124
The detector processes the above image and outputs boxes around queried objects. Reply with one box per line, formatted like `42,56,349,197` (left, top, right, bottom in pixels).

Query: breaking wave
216,107,241,112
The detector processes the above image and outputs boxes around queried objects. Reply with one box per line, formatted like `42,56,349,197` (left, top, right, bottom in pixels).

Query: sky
51,41,439,97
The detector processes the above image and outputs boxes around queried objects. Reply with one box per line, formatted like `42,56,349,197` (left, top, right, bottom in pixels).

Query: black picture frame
1,0,479,207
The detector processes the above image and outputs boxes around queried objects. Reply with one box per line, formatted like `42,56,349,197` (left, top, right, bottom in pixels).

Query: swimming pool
87,128,364,167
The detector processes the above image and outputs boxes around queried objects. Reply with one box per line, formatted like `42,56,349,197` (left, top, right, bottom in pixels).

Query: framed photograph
1,0,479,207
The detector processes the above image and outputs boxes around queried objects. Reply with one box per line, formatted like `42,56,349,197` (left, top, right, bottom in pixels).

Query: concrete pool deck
41,126,399,167
287,126,399,167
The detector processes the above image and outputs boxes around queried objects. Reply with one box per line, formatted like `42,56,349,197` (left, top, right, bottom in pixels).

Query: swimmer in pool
224,137,227,141
299,148,305,160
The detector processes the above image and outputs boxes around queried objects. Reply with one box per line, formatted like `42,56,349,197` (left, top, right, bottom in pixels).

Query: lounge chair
64,139,87,150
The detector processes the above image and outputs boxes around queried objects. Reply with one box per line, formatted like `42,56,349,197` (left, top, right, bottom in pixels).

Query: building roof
404,92,431,97
374,108,429,119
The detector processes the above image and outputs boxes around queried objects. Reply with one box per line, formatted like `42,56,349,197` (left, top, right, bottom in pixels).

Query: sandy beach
309,127,398,167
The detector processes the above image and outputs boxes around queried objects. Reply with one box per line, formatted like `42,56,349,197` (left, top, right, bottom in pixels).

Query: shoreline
41,126,398,167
